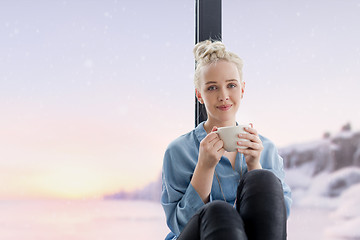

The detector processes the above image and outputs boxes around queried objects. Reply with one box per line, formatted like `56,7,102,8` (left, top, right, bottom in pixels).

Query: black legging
177,169,287,240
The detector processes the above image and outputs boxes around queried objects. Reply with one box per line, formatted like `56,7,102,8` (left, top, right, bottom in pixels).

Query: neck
203,118,236,133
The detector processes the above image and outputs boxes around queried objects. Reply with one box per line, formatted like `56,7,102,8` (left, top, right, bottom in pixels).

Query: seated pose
161,40,292,240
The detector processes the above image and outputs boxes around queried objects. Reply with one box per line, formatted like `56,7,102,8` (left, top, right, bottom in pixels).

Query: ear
195,88,203,104
241,81,245,99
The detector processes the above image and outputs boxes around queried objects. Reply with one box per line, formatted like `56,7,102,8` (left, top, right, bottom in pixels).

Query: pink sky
1,0,360,199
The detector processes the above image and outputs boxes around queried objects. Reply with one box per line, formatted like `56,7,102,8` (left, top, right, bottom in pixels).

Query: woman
161,40,292,240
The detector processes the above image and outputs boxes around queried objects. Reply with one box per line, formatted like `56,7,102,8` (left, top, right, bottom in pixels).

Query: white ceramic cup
216,124,251,152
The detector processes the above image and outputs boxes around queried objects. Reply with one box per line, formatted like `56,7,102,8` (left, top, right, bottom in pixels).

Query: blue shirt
161,122,292,240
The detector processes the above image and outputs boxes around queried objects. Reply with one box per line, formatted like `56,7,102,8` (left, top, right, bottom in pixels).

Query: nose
218,88,229,102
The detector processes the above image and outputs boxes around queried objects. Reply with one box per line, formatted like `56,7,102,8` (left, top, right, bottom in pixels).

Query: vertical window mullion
195,0,222,127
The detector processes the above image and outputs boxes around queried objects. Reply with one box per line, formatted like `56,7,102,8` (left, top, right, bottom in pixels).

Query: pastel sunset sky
1,0,359,199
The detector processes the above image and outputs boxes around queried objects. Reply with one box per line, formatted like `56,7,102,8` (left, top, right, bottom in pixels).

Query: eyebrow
205,79,239,85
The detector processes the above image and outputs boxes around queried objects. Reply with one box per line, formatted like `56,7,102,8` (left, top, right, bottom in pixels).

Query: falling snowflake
83,59,94,68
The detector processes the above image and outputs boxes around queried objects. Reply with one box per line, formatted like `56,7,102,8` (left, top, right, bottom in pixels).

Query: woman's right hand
192,126,224,203
198,126,225,169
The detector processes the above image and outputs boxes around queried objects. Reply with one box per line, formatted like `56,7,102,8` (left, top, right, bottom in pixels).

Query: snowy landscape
281,123,360,239
107,123,360,239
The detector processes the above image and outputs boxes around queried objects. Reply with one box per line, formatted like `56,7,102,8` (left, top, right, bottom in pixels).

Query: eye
228,83,237,88
207,85,217,91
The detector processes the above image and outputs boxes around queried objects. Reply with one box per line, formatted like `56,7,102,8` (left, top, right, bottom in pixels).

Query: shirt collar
194,121,207,143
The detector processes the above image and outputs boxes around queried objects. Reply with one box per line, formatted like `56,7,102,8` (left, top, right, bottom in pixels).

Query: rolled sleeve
161,139,205,236
162,181,204,236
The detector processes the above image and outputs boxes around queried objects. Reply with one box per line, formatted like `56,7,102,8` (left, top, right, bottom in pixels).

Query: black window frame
195,0,222,127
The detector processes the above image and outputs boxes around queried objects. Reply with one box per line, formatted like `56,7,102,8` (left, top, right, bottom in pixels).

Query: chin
213,114,236,123
207,107,238,122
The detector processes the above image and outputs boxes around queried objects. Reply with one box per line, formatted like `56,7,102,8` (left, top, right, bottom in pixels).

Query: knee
236,170,286,218
237,170,283,198
245,169,280,186
198,201,247,240
200,201,235,219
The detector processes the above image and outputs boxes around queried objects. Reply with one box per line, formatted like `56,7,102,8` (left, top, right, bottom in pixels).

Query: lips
217,104,232,111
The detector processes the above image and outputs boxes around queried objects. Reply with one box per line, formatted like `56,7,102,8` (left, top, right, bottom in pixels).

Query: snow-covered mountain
104,174,162,201
280,126,360,176
281,125,360,205
282,124,360,239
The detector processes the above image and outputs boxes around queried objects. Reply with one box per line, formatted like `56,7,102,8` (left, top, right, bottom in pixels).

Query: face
196,60,244,125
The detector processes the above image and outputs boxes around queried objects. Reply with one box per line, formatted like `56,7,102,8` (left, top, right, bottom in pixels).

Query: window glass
224,0,360,146
0,1,195,239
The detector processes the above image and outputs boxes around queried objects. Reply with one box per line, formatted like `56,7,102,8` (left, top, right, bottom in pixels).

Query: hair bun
193,40,227,62
192,40,244,89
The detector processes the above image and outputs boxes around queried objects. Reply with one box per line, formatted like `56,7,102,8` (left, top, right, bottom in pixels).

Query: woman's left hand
237,124,263,171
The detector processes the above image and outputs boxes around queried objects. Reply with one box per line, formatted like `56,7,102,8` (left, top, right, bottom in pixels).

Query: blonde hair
193,40,244,89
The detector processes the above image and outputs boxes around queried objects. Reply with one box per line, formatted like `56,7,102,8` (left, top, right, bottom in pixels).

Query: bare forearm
192,128,224,203
190,163,215,203
247,162,262,171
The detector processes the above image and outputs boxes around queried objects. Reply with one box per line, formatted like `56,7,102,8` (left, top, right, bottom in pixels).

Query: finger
243,126,258,135
238,133,261,143
237,140,262,150
218,147,225,155
237,148,260,156
211,126,218,132
208,132,220,144
213,138,224,151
